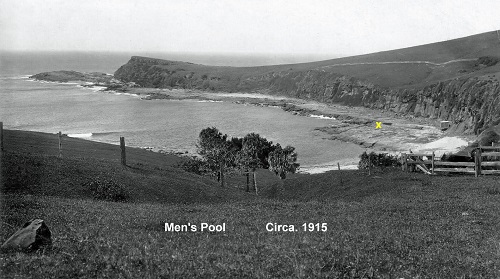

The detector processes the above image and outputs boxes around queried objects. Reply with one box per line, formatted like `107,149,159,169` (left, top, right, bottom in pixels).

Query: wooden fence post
494,142,500,161
338,162,343,186
0,122,3,152
220,161,224,187
0,122,2,192
401,153,407,172
246,172,250,192
253,172,258,195
120,136,126,166
405,153,408,172
475,147,482,177
431,152,435,175
58,131,62,158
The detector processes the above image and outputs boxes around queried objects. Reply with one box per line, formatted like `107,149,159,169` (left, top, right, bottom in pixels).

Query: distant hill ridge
115,31,500,135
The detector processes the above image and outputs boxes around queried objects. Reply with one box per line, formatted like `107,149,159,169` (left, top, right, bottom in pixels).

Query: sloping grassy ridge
0,129,249,204
114,31,500,134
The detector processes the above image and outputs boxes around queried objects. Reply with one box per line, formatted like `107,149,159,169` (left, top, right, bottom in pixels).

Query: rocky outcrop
30,70,114,83
1,219,52,252
30,70,138,92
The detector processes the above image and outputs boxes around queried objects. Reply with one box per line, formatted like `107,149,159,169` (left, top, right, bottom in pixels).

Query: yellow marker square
375,122,382,129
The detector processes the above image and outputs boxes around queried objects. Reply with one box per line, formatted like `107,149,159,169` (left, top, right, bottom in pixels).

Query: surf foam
67,133,93,138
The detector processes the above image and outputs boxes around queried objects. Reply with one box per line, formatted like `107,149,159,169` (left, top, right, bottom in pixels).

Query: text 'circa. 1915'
265,223,328,232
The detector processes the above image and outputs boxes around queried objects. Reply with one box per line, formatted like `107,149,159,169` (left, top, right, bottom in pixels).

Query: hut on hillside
440,121,451,131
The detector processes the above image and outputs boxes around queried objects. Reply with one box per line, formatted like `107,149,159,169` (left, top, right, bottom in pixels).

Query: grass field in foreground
2,181,500,278
1,129,500,278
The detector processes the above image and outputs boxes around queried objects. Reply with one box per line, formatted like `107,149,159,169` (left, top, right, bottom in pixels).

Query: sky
1,0,499,57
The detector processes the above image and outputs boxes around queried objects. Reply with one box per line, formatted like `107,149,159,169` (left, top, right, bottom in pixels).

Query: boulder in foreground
1,219,52,252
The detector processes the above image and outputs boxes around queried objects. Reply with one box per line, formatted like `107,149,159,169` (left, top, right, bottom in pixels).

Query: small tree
197,127,232,186
237,133,273,193
268,144,300,179
196,127,299,190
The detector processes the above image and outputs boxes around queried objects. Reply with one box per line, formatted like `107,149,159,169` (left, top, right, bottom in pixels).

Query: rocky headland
29,70,137,92
113,31,500,137
31,70,113,83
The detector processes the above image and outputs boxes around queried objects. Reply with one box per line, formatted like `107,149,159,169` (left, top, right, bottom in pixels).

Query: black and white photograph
1,0,499,277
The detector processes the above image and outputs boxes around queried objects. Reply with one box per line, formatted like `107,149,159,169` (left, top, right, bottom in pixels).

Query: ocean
0,51,364,172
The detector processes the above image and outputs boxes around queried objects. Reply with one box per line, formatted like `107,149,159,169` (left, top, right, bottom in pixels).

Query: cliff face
252,70,500,134
114,55,500,135
373,78,500,135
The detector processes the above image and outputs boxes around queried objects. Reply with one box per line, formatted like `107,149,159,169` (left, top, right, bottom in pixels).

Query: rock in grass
1,219,52,252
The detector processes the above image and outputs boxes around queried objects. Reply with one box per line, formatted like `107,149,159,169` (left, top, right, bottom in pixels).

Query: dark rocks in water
142,93,172,100
30,70,137,93
1,219,52,252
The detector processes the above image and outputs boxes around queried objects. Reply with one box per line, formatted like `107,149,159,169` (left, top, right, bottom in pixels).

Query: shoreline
24,77,472,173
85,87,472,172
126,87,472,151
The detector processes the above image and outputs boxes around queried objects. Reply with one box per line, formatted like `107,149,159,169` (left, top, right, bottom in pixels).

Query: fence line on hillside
58,131,62,158
54,131,127,165
402,144,500,177
0,122,3,152
1,124,130,169
2,123,497,177
57,131,127,166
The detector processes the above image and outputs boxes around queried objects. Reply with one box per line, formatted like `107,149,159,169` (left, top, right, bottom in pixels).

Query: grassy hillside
115,31,500,90
114,30,500,135
0,129,250,203
2,130,500,277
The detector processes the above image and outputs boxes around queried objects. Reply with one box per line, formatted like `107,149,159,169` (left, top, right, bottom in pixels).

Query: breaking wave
309,114,336,120
67,133,93,138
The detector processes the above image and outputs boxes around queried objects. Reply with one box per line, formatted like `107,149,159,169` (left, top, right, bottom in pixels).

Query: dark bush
358,151,401,170
87,178,129,202
177,157,207,175
477,56,499,67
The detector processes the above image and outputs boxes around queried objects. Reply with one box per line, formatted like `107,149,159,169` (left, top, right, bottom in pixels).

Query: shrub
358,151,401,170
87,178,129,202
477,56,499,67
177,157,207,175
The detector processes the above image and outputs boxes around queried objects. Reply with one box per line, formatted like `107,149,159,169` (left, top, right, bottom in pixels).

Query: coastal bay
23,71,472,168
86,83,474,155
2,75,367,173
128,88,468,154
